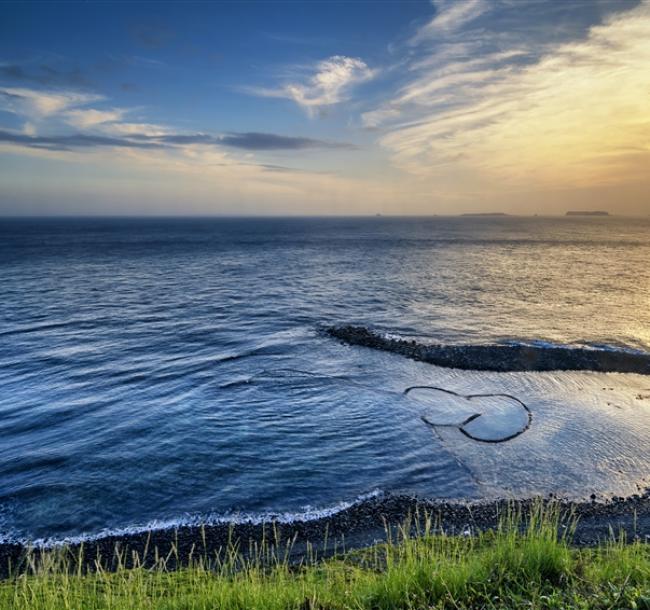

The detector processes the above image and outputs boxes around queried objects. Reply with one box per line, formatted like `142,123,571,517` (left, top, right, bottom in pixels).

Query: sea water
1,216,649,542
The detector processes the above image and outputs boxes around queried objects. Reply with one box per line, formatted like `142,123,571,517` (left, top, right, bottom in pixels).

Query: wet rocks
1,491,648,578
326,325,650,374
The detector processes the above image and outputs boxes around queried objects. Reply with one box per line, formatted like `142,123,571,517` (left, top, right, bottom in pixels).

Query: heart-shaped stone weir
404,386,532,443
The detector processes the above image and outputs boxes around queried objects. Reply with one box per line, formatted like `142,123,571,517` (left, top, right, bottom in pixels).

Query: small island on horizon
461,212,508,217
566,211,610,216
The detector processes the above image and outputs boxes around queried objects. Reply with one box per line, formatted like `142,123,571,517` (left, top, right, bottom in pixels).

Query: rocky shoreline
1,492,648,577
326,325,650,374
2,326,647,577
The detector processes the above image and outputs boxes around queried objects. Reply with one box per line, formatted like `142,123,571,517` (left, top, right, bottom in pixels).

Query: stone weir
326,326,650,375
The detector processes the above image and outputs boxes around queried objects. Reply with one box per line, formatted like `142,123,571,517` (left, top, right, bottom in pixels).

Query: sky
1,0,649,216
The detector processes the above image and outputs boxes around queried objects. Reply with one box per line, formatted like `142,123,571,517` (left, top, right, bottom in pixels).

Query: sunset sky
1,0,649,216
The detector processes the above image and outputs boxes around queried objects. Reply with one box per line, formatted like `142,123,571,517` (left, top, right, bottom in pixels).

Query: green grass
1,503,648,609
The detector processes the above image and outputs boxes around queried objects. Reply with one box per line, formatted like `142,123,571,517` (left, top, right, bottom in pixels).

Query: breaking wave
6,490,384,549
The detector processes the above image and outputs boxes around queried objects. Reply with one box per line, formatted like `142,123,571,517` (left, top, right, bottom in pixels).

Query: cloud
105,122,171,137
1,134,402,216
0,81,355,157
248,56,376,115
361,107,402,130
218,132,354,150
368,0,650,195
360,47,523,128
145,133,217,145
64,108,127,129
133,131,355,151
411,0,490,43
0,129,165,151
0,123,355,155
0,86,103,118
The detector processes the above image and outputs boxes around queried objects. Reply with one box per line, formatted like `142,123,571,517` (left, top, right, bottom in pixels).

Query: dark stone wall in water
326,326,650,375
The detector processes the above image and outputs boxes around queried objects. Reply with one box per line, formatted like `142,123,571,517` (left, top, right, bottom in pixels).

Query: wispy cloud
64,108,127,129
0,86,103,118
247,55,376,116
0,129,164,151
0,79,356,160
0,126,354,153
218,132,354,150
104,122,170,137
368,0,650,195
0,82,356,158
411,0,490,43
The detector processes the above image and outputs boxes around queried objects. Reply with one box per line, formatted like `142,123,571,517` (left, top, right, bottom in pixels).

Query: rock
325,325,650,375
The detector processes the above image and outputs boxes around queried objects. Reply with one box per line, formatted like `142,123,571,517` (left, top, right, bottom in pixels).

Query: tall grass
1,502,648,609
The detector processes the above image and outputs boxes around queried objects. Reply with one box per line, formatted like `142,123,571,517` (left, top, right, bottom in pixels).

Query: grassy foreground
2,506,649,610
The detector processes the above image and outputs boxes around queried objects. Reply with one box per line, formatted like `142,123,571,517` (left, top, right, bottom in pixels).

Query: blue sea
1,216,649,543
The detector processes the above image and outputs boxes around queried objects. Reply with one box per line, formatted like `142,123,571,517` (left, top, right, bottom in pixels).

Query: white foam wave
377,330,650,356
16,490,384,549
499,338,649,355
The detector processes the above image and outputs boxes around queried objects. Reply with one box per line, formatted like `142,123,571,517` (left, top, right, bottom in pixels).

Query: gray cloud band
0,129,354,152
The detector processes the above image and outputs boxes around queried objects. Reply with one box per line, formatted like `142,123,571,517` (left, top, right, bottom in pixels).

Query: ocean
1,216,649,543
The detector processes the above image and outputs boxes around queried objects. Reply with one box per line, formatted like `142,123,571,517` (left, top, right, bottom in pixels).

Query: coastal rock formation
326,326,650,374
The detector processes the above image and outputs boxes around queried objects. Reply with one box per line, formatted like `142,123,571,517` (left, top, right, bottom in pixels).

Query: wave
327,326,650,375
499,338,650,356
2,489,648,578
4,490,384,549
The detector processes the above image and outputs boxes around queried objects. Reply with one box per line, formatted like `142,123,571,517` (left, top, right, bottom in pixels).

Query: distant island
566,211,610,216
461,212,508,217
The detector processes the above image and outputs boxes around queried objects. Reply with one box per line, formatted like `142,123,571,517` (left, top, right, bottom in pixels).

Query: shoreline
1,491,648,577
2,326,647,576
